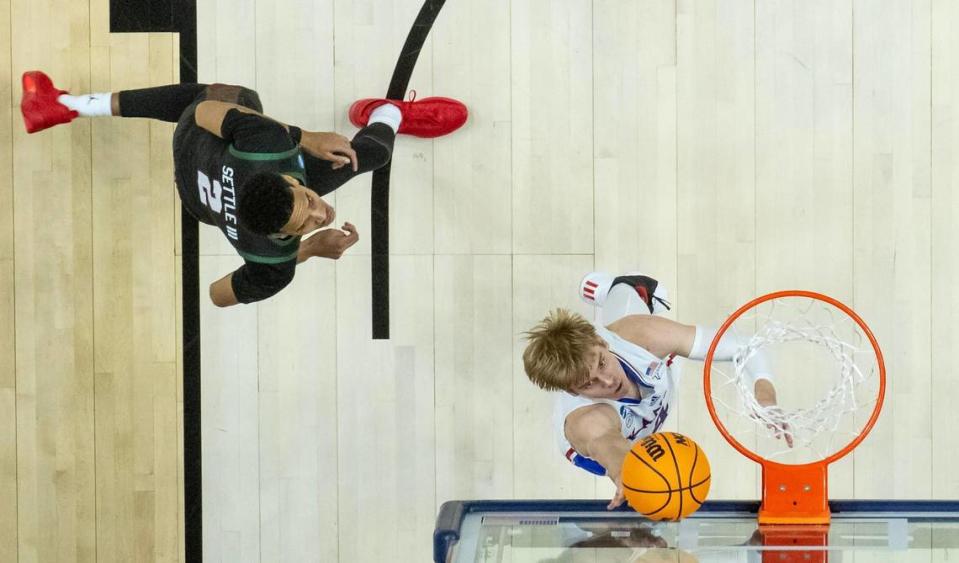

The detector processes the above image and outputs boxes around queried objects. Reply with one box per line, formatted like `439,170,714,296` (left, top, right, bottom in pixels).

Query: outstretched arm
608,314,772,386
608,314,792,446
606,314,697,358
565,404,633,509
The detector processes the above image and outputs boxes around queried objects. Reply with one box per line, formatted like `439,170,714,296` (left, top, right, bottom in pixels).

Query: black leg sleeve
117,84,209,123
304,123,396,197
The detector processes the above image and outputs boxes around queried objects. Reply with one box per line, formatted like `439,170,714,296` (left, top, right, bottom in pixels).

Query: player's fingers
321,150,350,167
343,228,360,246
607,490,626,511
343,147,358,172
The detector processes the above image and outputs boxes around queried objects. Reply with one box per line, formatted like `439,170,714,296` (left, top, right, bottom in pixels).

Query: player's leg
118,83,260,122
303,106,400,197
21,70,212,132
579,271,671,325
116,84,211,121
304,93,469,195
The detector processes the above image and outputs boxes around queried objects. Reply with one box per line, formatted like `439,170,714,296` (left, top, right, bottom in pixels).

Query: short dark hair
237,172,294,235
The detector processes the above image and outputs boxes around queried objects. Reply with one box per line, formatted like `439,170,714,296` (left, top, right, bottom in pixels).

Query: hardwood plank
434,256,514,502
851,0,931,499
199,257,260,563
510,0,594,254
432,0,511,255
11,0,97,560
931,0,959,499
335,255,436,562
593,0,677,275
675,0,759,500
0,0,17,556
256,260,339,563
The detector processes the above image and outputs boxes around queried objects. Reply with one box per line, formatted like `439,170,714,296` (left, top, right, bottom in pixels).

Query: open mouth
615,382,623,395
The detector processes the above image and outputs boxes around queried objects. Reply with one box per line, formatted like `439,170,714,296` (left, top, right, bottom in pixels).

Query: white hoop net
707,295,882,464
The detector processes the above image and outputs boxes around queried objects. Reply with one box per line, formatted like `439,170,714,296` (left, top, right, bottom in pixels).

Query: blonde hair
522,308,604,391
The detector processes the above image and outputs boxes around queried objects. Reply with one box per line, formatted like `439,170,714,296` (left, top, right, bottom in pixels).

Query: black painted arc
370,0,447,340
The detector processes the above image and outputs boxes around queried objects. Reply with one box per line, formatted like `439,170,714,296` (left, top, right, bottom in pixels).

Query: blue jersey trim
613,353,653,404
571,453,607,477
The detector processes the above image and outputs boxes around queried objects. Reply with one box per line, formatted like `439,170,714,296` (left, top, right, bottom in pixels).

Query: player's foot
348,90,467,138
579,272,616,306
21,71,78,134
579,271,671,314
611,273,671,314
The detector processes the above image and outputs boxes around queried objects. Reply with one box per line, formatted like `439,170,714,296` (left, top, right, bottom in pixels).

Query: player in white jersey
522,272,790,510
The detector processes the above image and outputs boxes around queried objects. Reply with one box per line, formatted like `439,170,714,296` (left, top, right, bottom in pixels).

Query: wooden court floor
4,0,182,560
4,1,959,562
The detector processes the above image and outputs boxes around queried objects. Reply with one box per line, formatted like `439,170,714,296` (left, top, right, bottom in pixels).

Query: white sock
57,93,113,117
368,103,402,133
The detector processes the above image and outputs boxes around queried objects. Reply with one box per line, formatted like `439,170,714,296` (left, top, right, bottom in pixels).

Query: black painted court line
110,0,201,560
174,1,201,559
371,0,448,340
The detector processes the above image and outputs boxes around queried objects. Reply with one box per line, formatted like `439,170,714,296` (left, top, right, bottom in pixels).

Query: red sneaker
21,71,78,134
348,91,467,138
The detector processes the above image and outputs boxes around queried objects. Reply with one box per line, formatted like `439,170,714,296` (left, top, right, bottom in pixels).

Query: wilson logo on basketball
640,435,665,462
622,432,712,520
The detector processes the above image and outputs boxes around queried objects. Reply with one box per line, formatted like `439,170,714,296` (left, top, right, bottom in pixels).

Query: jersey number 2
197,170,223,213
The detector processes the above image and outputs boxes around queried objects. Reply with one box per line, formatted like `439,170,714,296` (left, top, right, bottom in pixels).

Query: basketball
621,432,711,521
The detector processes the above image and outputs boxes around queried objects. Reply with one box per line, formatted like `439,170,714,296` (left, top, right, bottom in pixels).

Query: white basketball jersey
554,323,682,476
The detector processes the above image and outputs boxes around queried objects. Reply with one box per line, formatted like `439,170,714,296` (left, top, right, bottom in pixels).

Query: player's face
281,176,335,236
570,343,633,400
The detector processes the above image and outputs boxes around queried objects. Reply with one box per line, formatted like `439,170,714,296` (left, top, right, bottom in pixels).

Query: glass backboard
435,500,959,563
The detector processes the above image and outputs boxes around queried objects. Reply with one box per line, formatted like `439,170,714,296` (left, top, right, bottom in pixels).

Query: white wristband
690,325,774,384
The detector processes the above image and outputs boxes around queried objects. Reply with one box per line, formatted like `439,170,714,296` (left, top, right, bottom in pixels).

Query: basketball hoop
703,290,886,524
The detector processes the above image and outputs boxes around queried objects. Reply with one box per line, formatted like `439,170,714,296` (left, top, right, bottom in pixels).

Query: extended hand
607,472,627,510
301,131,358,171
753,379,794,448
304,222,359,259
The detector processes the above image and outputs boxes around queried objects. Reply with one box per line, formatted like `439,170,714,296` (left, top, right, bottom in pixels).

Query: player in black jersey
21,72,462,306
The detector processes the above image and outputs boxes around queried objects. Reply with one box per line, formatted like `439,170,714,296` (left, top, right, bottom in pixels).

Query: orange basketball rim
703,290,886,525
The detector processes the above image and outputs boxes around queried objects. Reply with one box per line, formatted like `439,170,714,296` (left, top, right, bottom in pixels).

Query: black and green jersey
173,106,306,303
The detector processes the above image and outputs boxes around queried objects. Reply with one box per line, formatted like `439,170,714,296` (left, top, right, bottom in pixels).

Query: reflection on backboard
435,500,959,563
